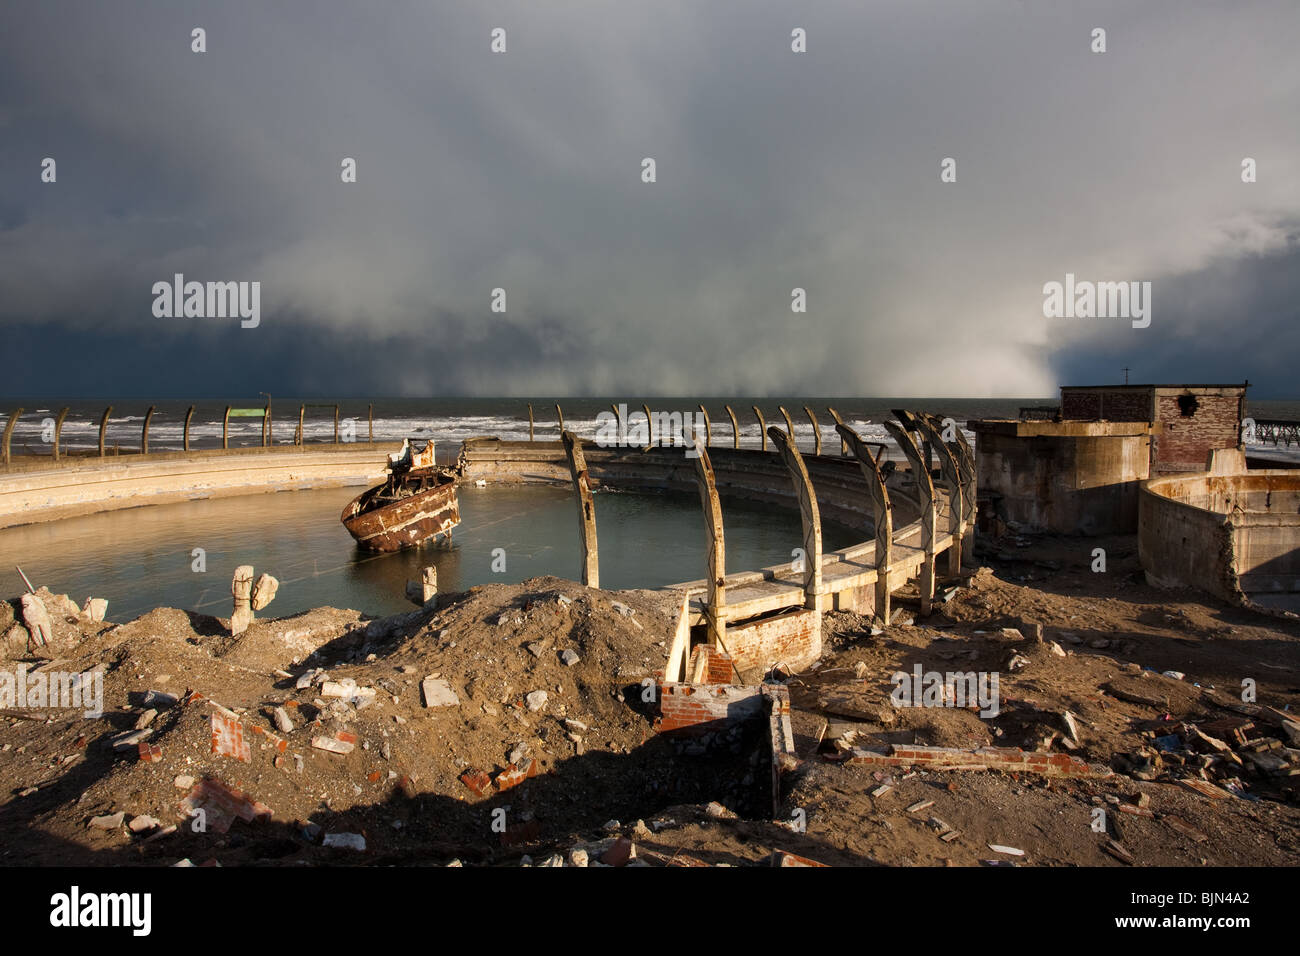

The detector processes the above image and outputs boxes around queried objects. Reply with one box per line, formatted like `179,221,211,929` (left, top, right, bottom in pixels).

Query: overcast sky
1,0,1297,398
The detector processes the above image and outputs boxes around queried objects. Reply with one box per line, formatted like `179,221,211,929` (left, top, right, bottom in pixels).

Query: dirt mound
0,577,761,865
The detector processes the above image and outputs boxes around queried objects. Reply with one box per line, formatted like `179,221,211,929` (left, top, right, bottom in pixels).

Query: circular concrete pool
0,484,859,621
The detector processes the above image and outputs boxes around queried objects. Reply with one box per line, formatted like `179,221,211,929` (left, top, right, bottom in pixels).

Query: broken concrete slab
421,677,459,708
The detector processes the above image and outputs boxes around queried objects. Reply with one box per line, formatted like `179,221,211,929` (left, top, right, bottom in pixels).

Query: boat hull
341,474,461,552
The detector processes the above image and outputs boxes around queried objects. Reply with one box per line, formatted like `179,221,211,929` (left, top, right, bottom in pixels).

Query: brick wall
1061,388,1152,422
725,608,821,676
687,644,735,685
1152,392,1241,474
655,682,763,734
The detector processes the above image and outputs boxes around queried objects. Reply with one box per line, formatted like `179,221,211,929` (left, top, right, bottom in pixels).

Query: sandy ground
1,529,1298,867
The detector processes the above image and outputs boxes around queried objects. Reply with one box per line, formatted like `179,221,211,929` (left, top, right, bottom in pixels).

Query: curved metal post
779,406,797,444
803,405,822,456
752,406,767,452
98,406,112,457
2,408,23,466
767,426,822,610
52,407,69,461
141,405,156,455
884,420,937,614
836,422,894,624
725,405,740,449
910,413,966,576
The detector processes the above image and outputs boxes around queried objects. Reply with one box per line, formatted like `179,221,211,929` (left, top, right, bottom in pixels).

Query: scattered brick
178,778,272,834
137,742,162,763
460,769,492,797
495,758,539,792
210,714,250,762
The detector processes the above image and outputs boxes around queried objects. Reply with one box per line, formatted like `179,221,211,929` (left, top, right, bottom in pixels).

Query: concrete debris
988,843,1024,856
525,690,549,712
311,733,357,755
111,729,152,751
560,649,580,666
88,812,125,830
250,573,279,612
421,678,460,708
322,832,366,851
81,597,108,623
272,706,294,734
19,594,53,647
143,689,178,709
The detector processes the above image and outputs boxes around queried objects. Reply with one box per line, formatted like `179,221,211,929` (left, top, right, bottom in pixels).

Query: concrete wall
1140,470,1300,604
0,445,399,529
970,420,1151,534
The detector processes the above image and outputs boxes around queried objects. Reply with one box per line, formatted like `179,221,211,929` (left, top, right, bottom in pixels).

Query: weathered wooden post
560,429,599,588
52,407,69,461
642,403,654,447
767,426,823,612
223,406,231,449
98,407,111,457
836,422,895,624
1,408,22,466
183,405,195,452
690,436,727,648
699,404,712,448
368,404,374,443
296,405,305,445
333,405,340,444
527,403,535,441
141,405,156,455
803,405,822,456
555,403,565,435
752,406,767,452
884,420,937,615
725,405,740,450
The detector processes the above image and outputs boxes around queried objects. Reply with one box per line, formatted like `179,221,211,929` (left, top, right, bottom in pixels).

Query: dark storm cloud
1,0,1297,397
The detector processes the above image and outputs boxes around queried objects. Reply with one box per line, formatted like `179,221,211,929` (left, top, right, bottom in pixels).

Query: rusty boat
341,439,461,552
